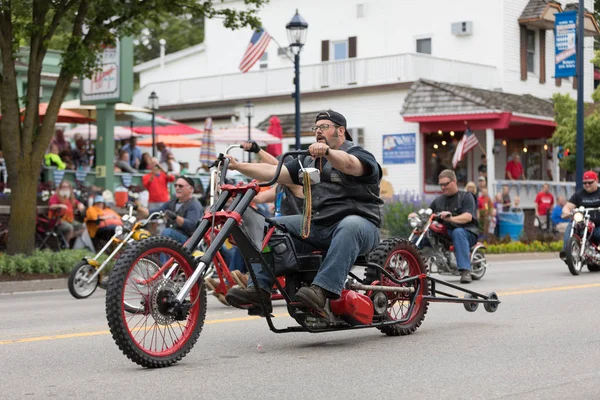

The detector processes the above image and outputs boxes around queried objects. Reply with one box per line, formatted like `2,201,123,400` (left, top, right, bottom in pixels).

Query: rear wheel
566,236,583,276
68,261,99,299
366,238,429,336
106,236,207,368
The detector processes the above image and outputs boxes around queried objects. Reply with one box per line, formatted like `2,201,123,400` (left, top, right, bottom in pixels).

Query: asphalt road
1,256,599,400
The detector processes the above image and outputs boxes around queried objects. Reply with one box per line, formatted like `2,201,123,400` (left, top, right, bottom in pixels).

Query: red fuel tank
329,290,374,326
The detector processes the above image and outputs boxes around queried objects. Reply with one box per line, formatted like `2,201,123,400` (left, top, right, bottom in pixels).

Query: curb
0,278,67,295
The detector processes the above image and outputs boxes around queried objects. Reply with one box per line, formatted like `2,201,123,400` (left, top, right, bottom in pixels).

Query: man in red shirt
534,183,554,230
142,157,175,208
505,153,524,180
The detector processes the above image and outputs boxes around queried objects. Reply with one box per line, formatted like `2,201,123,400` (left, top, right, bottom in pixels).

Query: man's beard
316,135,330,146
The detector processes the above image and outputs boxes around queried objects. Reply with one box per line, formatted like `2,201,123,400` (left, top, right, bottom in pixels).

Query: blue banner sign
382,133,416,164
555,11,577,78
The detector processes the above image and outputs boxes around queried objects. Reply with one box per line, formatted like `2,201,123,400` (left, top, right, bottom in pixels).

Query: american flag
452,127,479,168
239,28,271,73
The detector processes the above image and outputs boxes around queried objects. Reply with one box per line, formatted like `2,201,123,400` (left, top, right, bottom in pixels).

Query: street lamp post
575,0,585,190
147,91,159,158
245,100,254,162
286,10,308,150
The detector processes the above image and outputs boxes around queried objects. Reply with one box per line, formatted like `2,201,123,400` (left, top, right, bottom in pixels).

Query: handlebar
259,150,310,188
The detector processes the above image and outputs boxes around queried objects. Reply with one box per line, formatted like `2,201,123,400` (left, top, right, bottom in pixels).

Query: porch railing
493,179,576,209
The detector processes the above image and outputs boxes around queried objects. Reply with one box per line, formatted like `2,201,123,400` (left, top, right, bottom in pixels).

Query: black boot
225,286,272,314
296,285,327,313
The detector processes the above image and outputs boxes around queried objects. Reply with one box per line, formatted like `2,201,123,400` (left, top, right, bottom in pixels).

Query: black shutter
520,25,527,81
539,30,546,84
348,36,357,58
321,40,329,62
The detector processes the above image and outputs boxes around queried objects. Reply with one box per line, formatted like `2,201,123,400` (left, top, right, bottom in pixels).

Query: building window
331,40,348,60
348,128,365,146
526,30,535,73
356,4,365,18
259,52,268,69
416,38,432,55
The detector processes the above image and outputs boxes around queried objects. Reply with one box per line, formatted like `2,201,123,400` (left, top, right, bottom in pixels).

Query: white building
132,0,599,206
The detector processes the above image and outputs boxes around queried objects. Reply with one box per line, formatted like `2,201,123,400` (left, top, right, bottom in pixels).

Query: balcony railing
133,53,500,107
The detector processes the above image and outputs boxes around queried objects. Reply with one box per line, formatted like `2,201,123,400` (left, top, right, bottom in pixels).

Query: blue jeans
160,228,189,264
221,246,247,273
447,228,477,271
562,222,600,250
248,215,380,296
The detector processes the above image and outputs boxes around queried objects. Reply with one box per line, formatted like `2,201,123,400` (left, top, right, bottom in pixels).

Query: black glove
245,140,260,154
164,210,177,221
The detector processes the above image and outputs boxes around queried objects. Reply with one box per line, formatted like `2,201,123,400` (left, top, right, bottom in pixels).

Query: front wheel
366,238,429,336
470,248,487,280
106,236,207,368
565,236,584,276
68,261,99,299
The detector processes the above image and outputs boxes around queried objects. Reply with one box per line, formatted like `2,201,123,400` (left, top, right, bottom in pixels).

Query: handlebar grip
219,158,230,186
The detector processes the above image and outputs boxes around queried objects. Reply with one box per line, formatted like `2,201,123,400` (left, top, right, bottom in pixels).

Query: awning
518,0,600,36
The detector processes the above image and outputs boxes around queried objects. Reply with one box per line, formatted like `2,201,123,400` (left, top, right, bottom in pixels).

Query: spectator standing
72,137,91,169
551,195,570,233
510,196,523,213
139,152,152,171
505,153,525,180
477,187,494,240
115,150,137,173
465,181,478,202
477,176,487,192
534,183,554,230
142,157,175,209
157,142,173,165
121,137,142,169
546,154,554,181
50,128,72,154
478,155,487,178
501,185,512,212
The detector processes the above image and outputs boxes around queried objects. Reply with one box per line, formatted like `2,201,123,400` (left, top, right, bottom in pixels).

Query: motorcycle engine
445,251,458,270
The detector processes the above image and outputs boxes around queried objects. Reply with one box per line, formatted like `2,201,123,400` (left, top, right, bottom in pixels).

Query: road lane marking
2,282,600,346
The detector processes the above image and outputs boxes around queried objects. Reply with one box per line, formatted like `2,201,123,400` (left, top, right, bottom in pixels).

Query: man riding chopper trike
106,110,500,368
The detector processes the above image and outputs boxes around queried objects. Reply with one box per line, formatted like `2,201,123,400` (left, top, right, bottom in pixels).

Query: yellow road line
1,283,599,346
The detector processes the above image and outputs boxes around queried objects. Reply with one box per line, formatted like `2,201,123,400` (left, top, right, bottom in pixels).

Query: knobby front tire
106,236,207,368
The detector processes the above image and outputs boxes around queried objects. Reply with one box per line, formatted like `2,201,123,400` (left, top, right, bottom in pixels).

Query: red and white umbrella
64,125,138,140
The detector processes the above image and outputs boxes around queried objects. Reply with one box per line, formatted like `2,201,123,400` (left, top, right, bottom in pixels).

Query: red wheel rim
121,247,200,357
382,249,424,324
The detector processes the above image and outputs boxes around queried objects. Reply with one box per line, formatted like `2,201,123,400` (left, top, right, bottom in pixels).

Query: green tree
0,0,267,255
550,91,600,172
134,13,204,65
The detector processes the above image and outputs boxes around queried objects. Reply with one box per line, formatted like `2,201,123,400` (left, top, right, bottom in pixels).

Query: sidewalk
0,251,560,294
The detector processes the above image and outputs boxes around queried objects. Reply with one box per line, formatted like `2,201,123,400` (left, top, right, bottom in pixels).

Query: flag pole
270,36,294,64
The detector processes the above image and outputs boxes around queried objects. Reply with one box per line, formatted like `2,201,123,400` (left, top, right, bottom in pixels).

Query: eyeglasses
439,182,451,188
174,184,190,189
311,124,339,132
583,181,595,186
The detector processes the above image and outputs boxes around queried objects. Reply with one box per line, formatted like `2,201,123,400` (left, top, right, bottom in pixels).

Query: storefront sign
382,133,416,164
555,11,577,78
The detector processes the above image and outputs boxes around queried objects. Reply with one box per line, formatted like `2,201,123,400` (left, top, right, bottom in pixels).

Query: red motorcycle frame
105,150,501,368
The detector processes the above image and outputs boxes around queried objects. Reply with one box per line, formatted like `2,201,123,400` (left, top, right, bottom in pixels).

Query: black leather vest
299,141,384,227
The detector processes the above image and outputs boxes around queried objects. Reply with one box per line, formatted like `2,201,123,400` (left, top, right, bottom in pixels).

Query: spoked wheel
366,238,429,336
565,237,584,276
470,248,487,280
68,261,99,299
106,236,207,368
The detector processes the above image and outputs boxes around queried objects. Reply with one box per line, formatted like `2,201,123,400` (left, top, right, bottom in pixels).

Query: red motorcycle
408,208,488,280
105,150,500,368
564,206,600,275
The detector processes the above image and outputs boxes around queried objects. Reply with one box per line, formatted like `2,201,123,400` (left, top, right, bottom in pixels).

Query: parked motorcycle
408,208,488,280
564,206,600,275
105,148,500,368
68,202,161,300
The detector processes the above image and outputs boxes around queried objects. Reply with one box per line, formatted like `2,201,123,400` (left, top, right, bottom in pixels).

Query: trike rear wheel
106,236,207,368
366,238,429,336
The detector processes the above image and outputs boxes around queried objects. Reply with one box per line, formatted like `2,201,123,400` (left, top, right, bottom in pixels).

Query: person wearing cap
142,157,175,209
224,109,383,314
478,155,487,178
137,176,203,245
559,170,600,262
85,195,123,241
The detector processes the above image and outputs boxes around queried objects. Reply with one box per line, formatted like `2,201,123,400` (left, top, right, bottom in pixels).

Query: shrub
0,249,91,277
485,240,563,254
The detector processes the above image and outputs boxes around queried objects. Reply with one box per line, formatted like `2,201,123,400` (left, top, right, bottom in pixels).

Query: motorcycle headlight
574,212,584,223
410,219,419,228
115,226,124,236
418,208,425,215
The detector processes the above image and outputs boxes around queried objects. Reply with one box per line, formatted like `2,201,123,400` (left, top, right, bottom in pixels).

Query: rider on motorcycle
559,170,600,262
224,110,383,314
409,169,478,283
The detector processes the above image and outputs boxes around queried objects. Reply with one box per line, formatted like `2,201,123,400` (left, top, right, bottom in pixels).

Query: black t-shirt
478,164,487,174
429,191,479,236
569,188,600,225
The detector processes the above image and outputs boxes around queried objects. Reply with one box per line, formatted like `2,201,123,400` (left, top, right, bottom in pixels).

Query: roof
401,79,554,118
519,0,561,21
133,43,205,73
256,112,318,137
